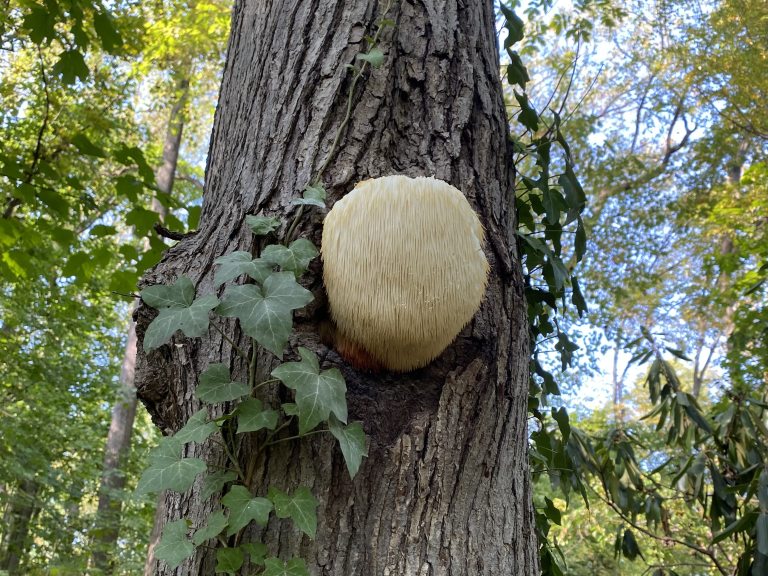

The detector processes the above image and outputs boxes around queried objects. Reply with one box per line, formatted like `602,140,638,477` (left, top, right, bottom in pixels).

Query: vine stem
210,321,249,360
285,0,394,244
265,428,328,447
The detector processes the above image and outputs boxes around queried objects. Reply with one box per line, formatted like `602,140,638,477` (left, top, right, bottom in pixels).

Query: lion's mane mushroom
321,175,489,372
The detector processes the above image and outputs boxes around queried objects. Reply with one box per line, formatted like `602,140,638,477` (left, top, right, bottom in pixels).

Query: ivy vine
135,4,394,574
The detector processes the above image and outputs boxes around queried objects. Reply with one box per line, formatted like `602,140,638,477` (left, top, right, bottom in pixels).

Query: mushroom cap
321,175,489,372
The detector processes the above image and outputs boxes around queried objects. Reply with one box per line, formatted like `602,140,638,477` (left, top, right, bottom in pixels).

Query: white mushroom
321,175,489,372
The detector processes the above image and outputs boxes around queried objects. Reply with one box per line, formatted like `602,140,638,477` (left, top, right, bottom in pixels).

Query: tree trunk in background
91,75,189,574
0,478,39,574
135,1,538,574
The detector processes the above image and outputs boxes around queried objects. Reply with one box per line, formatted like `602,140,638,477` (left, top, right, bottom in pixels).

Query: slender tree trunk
135,1,537,574
0,478,39,574
91,74,189,573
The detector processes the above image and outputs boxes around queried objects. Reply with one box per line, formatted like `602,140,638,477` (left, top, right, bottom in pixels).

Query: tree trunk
91,75,189,573
0,478,39,574
134,1,537,575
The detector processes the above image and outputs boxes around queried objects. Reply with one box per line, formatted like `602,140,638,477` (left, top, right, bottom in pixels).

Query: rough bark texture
135,1,537,574
0,479,39,574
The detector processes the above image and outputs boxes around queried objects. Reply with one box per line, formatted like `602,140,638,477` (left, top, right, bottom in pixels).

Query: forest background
0,0,765,574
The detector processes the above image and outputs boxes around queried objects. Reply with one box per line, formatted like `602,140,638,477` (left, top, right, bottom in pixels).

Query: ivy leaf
514,90,539,132
292,184,326,208
216,547,244,575
93,11,123,54
356,48,384,68
175,408,218,444
202,470,238,500
136,438,207,495
246,215,281,236
142,276,195,308
195,364,251,404
221,485,273,536
241,542,268,565
261,239,318,277
214,251,273,286
268,486,318,538
192,509,229,545
271,347,347,434
237,398,279,434
263,558,309,576
142,277,219,350
507,52,529,88
500,4,525,47
155,519,194,569
328,414,367,479
217,272,313,357
52,49,89,84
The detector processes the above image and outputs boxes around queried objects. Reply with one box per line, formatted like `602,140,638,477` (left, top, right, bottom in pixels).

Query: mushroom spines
321,175,489,372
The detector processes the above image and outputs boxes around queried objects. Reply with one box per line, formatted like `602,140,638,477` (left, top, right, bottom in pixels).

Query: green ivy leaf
328,415,367,479
271,347,347,434
142,277,219,350
175,409,218,444
136,437,207,495
52,49,89,84
514,90,539,132
246,215,281,236
192,509,229,545
261,239,318,277
356,48,384,68
237,398,279,434
221,485,273,536
214,251,273,286
268,486,318,538
507,52,529,88
142,276,195,308
202,470,238,500
195,364,251,404
155,519,194,569
216,547,244,574
500,4,525,47
292,184,326,208
263,558,309,576
217,272,313,357
93,11,123,54
241,542,268,564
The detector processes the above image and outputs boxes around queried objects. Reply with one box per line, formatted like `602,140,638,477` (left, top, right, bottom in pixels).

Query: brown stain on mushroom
321,175,490,372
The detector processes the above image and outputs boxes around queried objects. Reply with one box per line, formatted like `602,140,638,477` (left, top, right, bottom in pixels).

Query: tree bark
135,1,537,574
0,478,39,574
91,74,190,573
